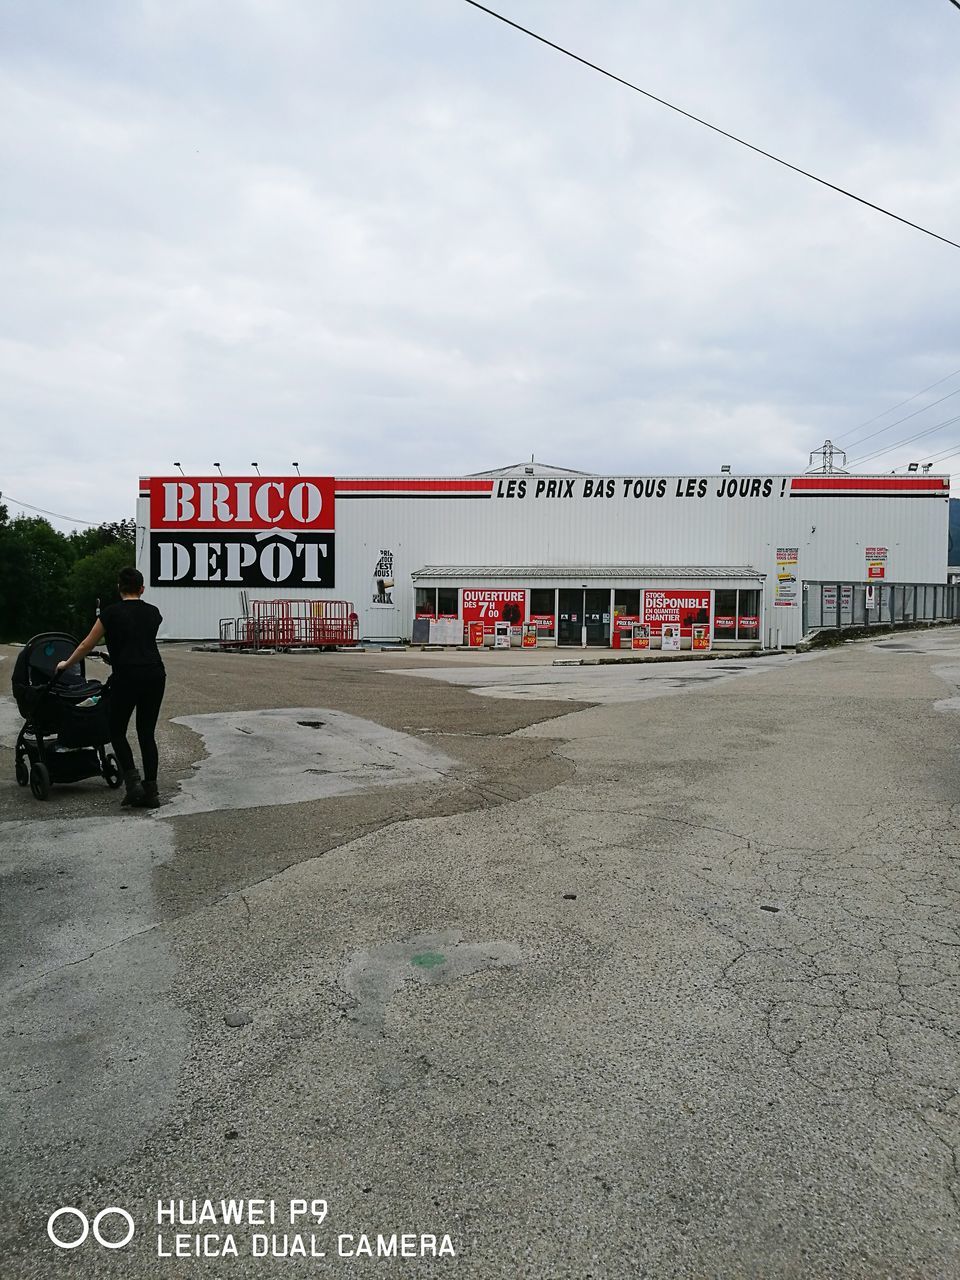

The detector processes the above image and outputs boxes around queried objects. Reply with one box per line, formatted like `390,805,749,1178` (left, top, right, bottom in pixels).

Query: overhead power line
889,444,960,472
838,385,960,453
461,0,960,252
835,365,960,445
847,410,960,466
0,492,96,525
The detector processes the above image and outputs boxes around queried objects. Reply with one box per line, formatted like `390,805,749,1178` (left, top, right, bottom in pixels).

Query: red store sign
144,476,336,589
148,476,335,531
461,589,526,633
642,590,711,636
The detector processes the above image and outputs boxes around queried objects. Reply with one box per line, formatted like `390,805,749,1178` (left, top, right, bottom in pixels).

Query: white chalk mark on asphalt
161,706,457,817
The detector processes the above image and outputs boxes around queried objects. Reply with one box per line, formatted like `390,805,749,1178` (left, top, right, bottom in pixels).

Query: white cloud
1,0,959,526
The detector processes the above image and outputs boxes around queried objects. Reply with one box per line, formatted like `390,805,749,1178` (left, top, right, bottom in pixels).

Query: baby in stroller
12,633,122,800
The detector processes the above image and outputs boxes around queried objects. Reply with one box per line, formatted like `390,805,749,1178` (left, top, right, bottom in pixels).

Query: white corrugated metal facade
135,471,949,647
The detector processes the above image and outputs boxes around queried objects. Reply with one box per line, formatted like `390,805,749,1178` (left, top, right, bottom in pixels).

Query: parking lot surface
1,634,959,1278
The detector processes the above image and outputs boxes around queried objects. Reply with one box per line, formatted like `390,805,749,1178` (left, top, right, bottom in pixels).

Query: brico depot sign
145,477,335,588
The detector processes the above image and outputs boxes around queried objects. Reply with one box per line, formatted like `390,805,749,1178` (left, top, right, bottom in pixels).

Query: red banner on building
461,589,526,634
147,476,335,531
642,590,711,636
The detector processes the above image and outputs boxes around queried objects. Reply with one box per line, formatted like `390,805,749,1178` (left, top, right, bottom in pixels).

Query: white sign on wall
775,548,799,607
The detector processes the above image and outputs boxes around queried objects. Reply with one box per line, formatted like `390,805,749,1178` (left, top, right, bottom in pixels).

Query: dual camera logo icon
47,1206,135,1250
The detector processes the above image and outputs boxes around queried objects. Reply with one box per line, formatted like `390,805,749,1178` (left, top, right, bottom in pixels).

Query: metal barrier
803,582,960,636
219,600,359,650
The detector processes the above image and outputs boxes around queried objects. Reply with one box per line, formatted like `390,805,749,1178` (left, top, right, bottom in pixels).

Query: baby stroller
12,632,122,800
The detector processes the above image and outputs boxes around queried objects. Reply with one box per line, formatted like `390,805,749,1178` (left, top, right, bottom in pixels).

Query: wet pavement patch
160,707,457,817
387,657,796,707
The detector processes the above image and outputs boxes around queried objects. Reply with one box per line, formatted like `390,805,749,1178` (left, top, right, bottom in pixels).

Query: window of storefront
737,589,760,640
714,589,737,639
529,588,555,637
714,589,760,640
415,587,436,617
612,589,640,648
614,589,640,618
437,587,459,618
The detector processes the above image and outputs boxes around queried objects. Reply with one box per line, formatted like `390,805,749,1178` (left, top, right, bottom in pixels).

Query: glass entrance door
584,589,610,645
557,589,611,645
557,589,583,645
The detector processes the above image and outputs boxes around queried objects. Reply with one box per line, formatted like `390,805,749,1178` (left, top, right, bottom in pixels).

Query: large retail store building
136,464,949,648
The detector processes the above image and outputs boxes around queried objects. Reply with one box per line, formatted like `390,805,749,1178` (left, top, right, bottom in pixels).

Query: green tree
0,510,136,642
68,518,136,560
65,541,136,634
0,512,74,641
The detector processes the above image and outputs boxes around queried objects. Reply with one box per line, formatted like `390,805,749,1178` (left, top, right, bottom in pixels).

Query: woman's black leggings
108,667,166,782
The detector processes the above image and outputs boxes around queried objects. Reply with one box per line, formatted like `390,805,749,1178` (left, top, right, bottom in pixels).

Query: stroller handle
46,649,111,690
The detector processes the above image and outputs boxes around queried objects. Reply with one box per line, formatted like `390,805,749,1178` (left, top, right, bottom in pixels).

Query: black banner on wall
149,531,335,588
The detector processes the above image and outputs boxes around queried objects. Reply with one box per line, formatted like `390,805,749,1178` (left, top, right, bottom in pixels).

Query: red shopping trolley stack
219,599,359,650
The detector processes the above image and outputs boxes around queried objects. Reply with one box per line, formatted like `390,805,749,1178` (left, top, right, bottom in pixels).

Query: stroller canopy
12,632,103,721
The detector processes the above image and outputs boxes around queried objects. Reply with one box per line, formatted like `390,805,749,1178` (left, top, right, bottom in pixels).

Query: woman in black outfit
56,566,166,808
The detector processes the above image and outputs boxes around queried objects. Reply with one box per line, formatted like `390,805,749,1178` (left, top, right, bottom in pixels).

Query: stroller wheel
103,753,122,789
15,753,29,787
30,762,51,800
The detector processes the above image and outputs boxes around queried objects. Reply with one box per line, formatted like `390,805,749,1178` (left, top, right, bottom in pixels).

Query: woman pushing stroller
57,566,166,808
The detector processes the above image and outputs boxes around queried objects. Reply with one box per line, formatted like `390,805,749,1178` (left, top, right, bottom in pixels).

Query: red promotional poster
468,621,485,647
612,614,639,650
461,589,526,634
148,476,336,531
642,590,711,636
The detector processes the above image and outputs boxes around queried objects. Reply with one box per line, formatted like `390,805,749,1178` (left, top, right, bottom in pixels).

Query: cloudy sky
2,0,959,528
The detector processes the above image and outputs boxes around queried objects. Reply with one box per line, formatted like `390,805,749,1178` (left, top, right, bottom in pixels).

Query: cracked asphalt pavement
1,633,959,1278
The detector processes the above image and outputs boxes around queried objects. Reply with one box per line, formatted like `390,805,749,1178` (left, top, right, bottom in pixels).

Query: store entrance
557,589,611,646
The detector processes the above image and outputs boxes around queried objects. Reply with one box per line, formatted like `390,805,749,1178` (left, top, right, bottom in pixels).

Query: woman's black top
100,600,164,670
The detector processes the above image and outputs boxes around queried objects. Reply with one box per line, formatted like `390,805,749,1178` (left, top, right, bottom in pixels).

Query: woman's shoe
136,781,161,808
121,769,145,807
